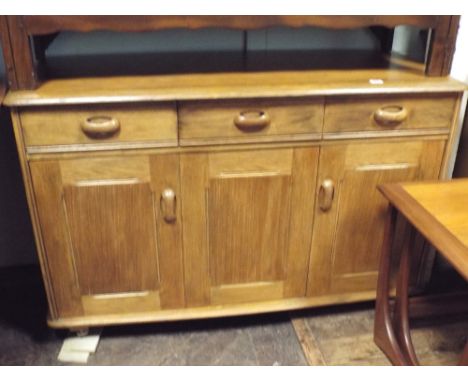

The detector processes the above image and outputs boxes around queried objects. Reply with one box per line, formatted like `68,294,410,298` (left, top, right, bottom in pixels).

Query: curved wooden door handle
160,188,177,223
81,116,121,138
233,110,271,131
319,179,335,211
374,106,408,126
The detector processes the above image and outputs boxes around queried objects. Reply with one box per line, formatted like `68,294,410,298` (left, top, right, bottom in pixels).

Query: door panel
209,175,291,285
63,181,159,295
332,166,418,276
30,153,184,318
180,147,319,307
308,139,446,296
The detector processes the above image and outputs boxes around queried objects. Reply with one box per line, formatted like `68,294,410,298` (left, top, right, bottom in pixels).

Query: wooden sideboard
0,16,466,330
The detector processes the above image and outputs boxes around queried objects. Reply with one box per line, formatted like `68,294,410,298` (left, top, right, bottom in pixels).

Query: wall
452,16,468,177
0,49,37,267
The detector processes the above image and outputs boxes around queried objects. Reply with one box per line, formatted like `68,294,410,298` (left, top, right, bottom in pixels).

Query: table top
378,179,468,280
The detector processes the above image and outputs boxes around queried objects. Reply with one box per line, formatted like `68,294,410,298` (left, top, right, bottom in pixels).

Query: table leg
374,204,409,365
393,227,419,365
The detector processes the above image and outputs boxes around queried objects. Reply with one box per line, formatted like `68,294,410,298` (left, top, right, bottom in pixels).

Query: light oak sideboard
1,16,466,330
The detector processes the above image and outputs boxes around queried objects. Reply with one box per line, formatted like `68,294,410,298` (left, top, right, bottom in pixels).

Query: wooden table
374,179,468,366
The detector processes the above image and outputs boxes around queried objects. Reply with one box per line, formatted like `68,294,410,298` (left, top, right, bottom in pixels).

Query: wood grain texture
29,160,84,317
47,290,378,329
21,16,441,35
181,147,318,307
375,179,468,366
0,16,17,89
82,291,161,316
4,70,465,107
26,137,452,163
10,87,461,328
149,154,185,309
426,16,460,76
322,128,450,141
324,94,456,135
284,148,319,297
440,94,463,179
10,111,61,319
20,103,177,152
209,175,291,285
3,14,463,327
332,168,417,276
63,181,160,295
290,317,326,366
1,16,459,91
179,98,323,146
29,153,187,318
211,282,284,305
179,153,211,307
307,139,446,296
5,16,38,89
59,156,150,185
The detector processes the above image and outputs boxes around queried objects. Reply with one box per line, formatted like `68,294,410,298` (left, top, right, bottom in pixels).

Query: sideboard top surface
5,66,466,107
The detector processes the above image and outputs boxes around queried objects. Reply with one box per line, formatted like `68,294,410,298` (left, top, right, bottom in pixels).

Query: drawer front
21,103,178,153
179,98,324,146
324,94,457,138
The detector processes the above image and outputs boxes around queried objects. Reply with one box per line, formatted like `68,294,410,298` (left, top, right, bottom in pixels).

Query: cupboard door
30,154,184,318
308,139,446,296
180,147,319,307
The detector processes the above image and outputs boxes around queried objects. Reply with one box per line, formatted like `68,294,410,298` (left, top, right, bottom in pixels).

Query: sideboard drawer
20,103,178,153
179,98,324,146
324,94,456,138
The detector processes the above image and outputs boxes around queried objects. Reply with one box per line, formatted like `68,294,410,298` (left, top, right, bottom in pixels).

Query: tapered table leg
393,227,419,365
374,205,408,365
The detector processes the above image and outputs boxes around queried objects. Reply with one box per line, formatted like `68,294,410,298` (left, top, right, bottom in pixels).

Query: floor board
292,303,467,366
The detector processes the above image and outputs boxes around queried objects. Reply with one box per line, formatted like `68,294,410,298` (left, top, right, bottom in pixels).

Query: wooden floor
292,305,467,366
0,266,466,365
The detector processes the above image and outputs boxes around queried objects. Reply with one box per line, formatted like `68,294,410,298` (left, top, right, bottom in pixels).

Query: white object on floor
57,330,101,364
57,348,90,364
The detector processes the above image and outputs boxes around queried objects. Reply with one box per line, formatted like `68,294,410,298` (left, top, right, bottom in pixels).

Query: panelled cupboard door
29,153,185,319
180,147,319,307
307,139,446,296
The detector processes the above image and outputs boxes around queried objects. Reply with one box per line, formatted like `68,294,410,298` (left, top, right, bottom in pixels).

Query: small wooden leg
70,327,89,337
374,205,408,365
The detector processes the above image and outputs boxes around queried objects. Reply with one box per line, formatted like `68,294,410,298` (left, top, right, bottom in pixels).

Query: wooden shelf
44,50,391,79
0,16,462,89
23,16,441,34
5,64,466,107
